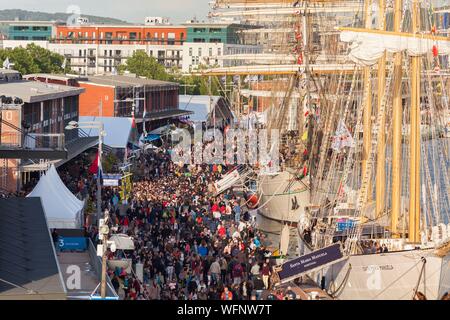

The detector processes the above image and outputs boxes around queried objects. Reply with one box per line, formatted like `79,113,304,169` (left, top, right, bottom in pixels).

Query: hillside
0,9,130,25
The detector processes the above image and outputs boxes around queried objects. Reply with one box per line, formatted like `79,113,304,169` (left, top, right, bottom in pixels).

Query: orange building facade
54,25,187,45
77,83,115,117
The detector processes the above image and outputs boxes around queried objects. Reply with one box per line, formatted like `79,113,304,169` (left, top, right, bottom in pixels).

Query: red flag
89,151,99,174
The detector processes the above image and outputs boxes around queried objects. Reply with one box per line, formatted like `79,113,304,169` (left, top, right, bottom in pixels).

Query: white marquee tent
27,165,84,229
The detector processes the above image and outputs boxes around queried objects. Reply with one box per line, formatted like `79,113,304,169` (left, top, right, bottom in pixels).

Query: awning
80,116,133,149
137,109,193,122
20,136,99,173
109,234,135,250
179,95,234,123
144,134,161,142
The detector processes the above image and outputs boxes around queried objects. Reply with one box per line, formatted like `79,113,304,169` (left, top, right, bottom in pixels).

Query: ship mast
391,0,403,236
361,0,373,203
409,0,421,243
376,0,386,219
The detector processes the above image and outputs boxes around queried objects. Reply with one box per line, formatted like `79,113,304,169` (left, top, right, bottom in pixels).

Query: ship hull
258,171,310,224
311,249,450,300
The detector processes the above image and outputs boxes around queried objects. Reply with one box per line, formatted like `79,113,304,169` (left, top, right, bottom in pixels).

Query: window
210,38,222,43
129,32,137,40
168,32,175,45
13,26,29,31
32,26,49,31
189,48,193,56
218,48,222,56
198,48,202,56
209,48,213,56
193,38,205,43
193,28,206,33
210,28,221,33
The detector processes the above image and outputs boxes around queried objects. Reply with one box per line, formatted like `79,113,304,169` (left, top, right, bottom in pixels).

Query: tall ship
202,0,450,300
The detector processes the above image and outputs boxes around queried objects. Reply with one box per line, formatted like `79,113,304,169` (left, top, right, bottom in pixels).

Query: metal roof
0,197,66,299
0,80,84,103
80,75,179,88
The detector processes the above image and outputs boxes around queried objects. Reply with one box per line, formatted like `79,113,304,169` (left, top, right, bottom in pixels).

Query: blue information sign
277,243,343,282
58,236,87,251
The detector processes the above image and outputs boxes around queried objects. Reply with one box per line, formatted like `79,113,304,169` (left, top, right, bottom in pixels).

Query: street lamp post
65,121,105,221
99,209,110,299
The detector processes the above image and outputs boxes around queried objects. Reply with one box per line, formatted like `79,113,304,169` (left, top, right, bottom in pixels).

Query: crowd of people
88,148,292,300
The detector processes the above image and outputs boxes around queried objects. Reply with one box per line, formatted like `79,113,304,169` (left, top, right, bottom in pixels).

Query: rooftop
0,80,85,103
58,24,185,29
79,75,178,88
24,73,89,82
0,197,66,300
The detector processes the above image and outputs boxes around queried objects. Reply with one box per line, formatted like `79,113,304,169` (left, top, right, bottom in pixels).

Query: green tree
118,50,170,81
0,44,69,75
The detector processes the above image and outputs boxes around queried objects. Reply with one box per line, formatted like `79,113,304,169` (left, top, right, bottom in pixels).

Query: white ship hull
258,171,310,224
312,249,450,300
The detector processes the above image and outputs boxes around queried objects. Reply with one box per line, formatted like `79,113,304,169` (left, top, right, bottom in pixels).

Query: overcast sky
0,0,212,23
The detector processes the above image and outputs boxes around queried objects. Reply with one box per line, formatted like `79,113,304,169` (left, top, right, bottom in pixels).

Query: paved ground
57,251,100,299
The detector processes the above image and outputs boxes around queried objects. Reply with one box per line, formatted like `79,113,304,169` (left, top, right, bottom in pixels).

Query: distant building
0,20,261,75
25,73,191,133
184,22,251,45
0,70,86,192
54,24,186,45
6,21,57,41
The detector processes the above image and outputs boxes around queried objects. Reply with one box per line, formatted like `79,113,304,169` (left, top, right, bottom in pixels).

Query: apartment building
1,21,58,41
0,19,261,75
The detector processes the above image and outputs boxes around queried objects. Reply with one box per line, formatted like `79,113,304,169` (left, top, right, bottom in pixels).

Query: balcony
0,132,67,160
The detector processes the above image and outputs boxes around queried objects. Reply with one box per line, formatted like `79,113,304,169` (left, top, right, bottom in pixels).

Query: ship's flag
89,151,99,174
89,150,103,183
331,120,355,151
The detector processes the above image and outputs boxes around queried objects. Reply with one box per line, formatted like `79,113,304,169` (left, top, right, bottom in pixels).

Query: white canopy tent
27,165,84,229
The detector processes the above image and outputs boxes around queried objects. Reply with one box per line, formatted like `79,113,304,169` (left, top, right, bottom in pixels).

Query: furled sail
340,30,450,66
